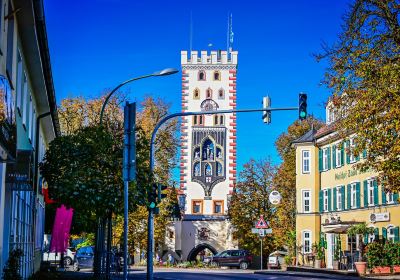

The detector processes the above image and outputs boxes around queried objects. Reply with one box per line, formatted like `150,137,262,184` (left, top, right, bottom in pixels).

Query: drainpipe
34,112,51,193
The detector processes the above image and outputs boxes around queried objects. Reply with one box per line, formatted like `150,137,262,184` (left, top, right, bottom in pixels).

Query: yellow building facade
293,108,400,269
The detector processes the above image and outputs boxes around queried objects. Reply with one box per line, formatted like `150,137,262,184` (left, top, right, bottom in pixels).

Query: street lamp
99,68,178,125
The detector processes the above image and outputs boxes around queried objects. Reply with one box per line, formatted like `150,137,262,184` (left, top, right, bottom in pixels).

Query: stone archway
187,243,218,262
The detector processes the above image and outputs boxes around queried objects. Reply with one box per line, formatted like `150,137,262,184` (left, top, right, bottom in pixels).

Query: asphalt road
125,268,357,280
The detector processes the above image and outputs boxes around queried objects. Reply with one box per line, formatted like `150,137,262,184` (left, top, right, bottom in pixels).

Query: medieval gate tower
166,50,238,261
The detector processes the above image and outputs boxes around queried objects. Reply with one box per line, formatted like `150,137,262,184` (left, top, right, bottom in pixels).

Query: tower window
218,89,225,99
192,200,203,214
198,70,206,81
214,71,221,81
193,115,204,126
193,88,200,99
213,200,223,214
206,88,212,99
214,115,224,125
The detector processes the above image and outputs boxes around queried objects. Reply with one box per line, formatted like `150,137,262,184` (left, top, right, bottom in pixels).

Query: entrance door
326,233,334,269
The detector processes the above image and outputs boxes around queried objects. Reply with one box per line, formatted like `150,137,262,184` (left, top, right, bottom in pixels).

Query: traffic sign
255,215,268,229
269,191,282,205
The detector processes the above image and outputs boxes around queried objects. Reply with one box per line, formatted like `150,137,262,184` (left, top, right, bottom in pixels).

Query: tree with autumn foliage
317,0,400,193
228,159,277,256
273,117,324,248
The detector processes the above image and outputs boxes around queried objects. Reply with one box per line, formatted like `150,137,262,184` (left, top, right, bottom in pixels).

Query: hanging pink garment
50,205,74,253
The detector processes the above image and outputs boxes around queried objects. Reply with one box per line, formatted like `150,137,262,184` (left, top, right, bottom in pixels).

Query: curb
254,271,360,279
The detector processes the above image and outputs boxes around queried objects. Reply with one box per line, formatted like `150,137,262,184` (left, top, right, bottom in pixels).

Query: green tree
273,117,324,248
229,159,276,256
317,0,400,193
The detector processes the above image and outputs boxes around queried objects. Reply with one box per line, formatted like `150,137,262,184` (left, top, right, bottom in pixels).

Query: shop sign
6,150,33,191
334,167,373,181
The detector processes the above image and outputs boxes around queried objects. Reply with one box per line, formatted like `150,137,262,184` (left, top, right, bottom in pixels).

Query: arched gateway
187,243,218,262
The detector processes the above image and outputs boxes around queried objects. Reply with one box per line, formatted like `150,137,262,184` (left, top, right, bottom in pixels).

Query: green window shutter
319,149,323,172
347,184,351,209
394,227,400,242
363,180,368,208
356,182,361,208
373,180,378,205
364,233,369,244
374,228,379,240
341,143,345,165
332,145,336,169
333,187,337,211
328,188,332,212
327,147,331,170
341,185,345,210
382,187,387,205
346,140,351,164
319,190,324,213
382,227,387,241
394,192,399,204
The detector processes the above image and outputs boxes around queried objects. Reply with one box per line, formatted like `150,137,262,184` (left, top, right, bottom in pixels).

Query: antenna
190,11,193,52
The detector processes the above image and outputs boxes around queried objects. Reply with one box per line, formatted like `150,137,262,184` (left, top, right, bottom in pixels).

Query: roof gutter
32,0,60,137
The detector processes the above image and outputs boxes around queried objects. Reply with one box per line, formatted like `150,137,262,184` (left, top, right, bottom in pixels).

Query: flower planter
393,265,400,273
372,266,391,274
354,261,367,276
314,260,321,269
333,260,339,270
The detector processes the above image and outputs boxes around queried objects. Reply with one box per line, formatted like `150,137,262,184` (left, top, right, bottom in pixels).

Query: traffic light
148,183,158,209
157,183,168,203
123,102,136,182
299,93,307,120
262,96,271,124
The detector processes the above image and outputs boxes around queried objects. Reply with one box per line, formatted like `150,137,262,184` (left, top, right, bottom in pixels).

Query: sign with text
6,150,32,191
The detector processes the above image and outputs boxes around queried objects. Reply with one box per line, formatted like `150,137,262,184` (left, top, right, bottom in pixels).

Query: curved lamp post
99,68,179,125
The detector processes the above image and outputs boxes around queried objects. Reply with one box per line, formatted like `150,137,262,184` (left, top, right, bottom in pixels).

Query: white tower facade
165,50,238,261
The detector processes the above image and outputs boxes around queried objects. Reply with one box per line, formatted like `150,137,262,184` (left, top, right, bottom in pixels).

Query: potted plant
367,242,391,274
347,223,374,276
313,241,324,269
333,236,341,270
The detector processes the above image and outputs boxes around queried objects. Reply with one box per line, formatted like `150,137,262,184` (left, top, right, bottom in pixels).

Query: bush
366,242,391,268
385,242,400,266
3,249,23,280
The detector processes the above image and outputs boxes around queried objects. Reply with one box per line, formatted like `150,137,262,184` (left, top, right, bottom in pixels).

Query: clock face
200,99,219,112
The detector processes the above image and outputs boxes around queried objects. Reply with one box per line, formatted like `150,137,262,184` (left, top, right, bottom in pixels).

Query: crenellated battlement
181,50,238,65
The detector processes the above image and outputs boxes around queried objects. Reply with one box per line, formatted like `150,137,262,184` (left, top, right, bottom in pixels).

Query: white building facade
165,50,238,261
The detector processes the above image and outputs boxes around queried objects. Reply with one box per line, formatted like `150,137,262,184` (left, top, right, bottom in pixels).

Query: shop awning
322,221,362,234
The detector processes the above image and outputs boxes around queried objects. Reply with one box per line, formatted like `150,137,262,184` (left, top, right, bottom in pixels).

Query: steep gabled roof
292,128,317,144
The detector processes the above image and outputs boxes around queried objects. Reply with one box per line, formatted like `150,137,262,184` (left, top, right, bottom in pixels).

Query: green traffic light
149,202,156,209
300,111,306,118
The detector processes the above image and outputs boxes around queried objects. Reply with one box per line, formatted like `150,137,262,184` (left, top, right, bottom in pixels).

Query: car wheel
240,262,248,270
73,262,80,272
210,261,219,267
63,257,72,266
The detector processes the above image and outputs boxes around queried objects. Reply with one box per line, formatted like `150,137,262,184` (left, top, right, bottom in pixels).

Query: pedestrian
168,253,174,265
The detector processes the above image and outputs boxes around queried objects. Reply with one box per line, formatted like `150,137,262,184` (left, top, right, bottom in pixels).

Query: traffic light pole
147,105,298,280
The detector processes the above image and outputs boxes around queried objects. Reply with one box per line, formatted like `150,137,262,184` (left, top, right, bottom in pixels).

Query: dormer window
198,70,206,81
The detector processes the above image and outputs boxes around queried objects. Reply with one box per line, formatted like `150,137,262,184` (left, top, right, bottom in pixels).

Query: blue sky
44,0,351,180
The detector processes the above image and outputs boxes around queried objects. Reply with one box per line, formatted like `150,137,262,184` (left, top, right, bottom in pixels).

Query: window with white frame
368,227,376,243
387,192,394,204
349,138,356,163
302,231,312,254
16,52,23,111
336,186,342,210
302,150,310,173
28,94,33,140
322,148,328,170
336,145,342,167
368,179,374,206
323,189,328,212
387,226,395,242
302,190,311,213
351,183,357,208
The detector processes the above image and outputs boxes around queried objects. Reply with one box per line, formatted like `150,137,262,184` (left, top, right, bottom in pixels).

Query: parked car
268,250,288,269
73,246,95,271
42,247,76,266
206,249,252,269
